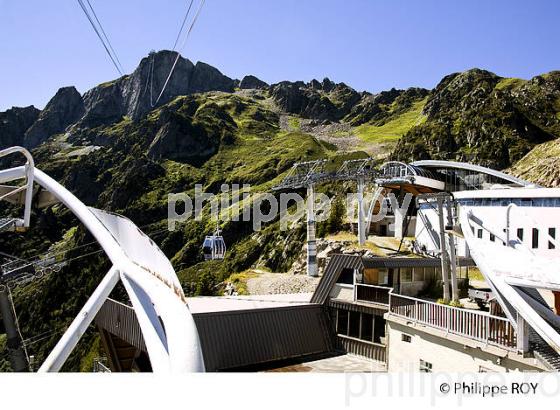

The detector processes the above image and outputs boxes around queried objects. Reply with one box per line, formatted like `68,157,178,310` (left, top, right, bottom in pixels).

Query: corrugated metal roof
95,299,146,352
362,256,476,269
310,254,363,304
195,304,333,371
95,298,334,372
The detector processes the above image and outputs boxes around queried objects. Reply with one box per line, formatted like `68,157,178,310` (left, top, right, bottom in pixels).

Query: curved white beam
411,159,533,187
460,209,560,354
25,168,205,373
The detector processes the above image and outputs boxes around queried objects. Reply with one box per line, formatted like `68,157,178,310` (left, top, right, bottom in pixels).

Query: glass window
337,310,348,335
413,267,424,282
337,268,354,284
532,228,539,249
419,359,433,373
402,333,412,343
517,228,524,242
374,316,385,343
378,269,389,285
549,228,556,250
490,233,495,242
361,313,373,342
477,229,483,239
423,266,435,280
348,311,360,338
401,268,413,282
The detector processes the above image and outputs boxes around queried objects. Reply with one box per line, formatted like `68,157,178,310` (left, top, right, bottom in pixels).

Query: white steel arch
0,148,204,373
411,159,534,187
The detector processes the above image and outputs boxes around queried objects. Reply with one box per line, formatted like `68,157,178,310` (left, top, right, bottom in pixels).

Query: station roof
185,293,313,313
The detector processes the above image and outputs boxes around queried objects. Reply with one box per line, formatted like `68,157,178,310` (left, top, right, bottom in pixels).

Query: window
477,229,483,239
400,268,413,283
490,233,495,242
348,311,360,338
401,333,412,343
517,228,524,242
532,228,539,249
378,269,389,285
423,267,435,280
549,228,556,250
374,316,385,343
419,359,433,373
337,268,354,284
360,313,374,342
337,310,348,334
412,267,424,282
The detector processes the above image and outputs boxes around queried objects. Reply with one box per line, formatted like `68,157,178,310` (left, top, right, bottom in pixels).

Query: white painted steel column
393,189,406,238
306,184,318,277
446,200,459,302
39,267,120,372
516,313,530,353
357,177,366,245
436,197,451,301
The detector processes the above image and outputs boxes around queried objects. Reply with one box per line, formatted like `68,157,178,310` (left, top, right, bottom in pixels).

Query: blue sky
1,0,559,110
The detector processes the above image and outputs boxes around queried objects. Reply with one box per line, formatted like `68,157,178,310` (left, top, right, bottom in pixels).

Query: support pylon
0,289,28,372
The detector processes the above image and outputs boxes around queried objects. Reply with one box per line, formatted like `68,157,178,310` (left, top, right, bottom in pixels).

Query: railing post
414,300,418,322
447,308,451,334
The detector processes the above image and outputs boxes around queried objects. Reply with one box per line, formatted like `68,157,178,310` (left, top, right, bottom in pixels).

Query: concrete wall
387,318,543,372
330,284,354,302
398,281,425,297
370,216,416,237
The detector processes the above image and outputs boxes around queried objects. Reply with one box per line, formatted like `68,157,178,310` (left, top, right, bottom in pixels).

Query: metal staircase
530,329,560,371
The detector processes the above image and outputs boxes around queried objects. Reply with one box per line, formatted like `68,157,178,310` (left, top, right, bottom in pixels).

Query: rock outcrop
79,50,236,126
24,86,84,148
146,99,237,163
0,106,40,149
392,69,560,169
239,75,268,90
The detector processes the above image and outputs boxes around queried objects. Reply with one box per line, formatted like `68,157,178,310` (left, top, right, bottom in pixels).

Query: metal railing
0,146,35,228
389,293,517,350
93,357,111,373
355,284,391,306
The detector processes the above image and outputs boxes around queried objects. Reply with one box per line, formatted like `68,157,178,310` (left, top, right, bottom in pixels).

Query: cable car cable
172,0,195,51
76,0,123,76
154,0,206,106
84,0,125,74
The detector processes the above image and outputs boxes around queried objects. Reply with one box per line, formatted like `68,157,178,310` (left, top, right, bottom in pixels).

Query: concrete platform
266,354,387,373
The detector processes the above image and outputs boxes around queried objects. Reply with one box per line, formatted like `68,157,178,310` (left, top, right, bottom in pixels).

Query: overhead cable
77,0,124,76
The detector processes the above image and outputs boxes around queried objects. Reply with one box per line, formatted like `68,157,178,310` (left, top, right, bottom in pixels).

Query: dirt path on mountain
246,271,320,295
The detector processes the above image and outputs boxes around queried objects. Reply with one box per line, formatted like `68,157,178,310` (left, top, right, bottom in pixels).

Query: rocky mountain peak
239,75,268,90
0,105,40,148
80,50,236,125
24,86,84,148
